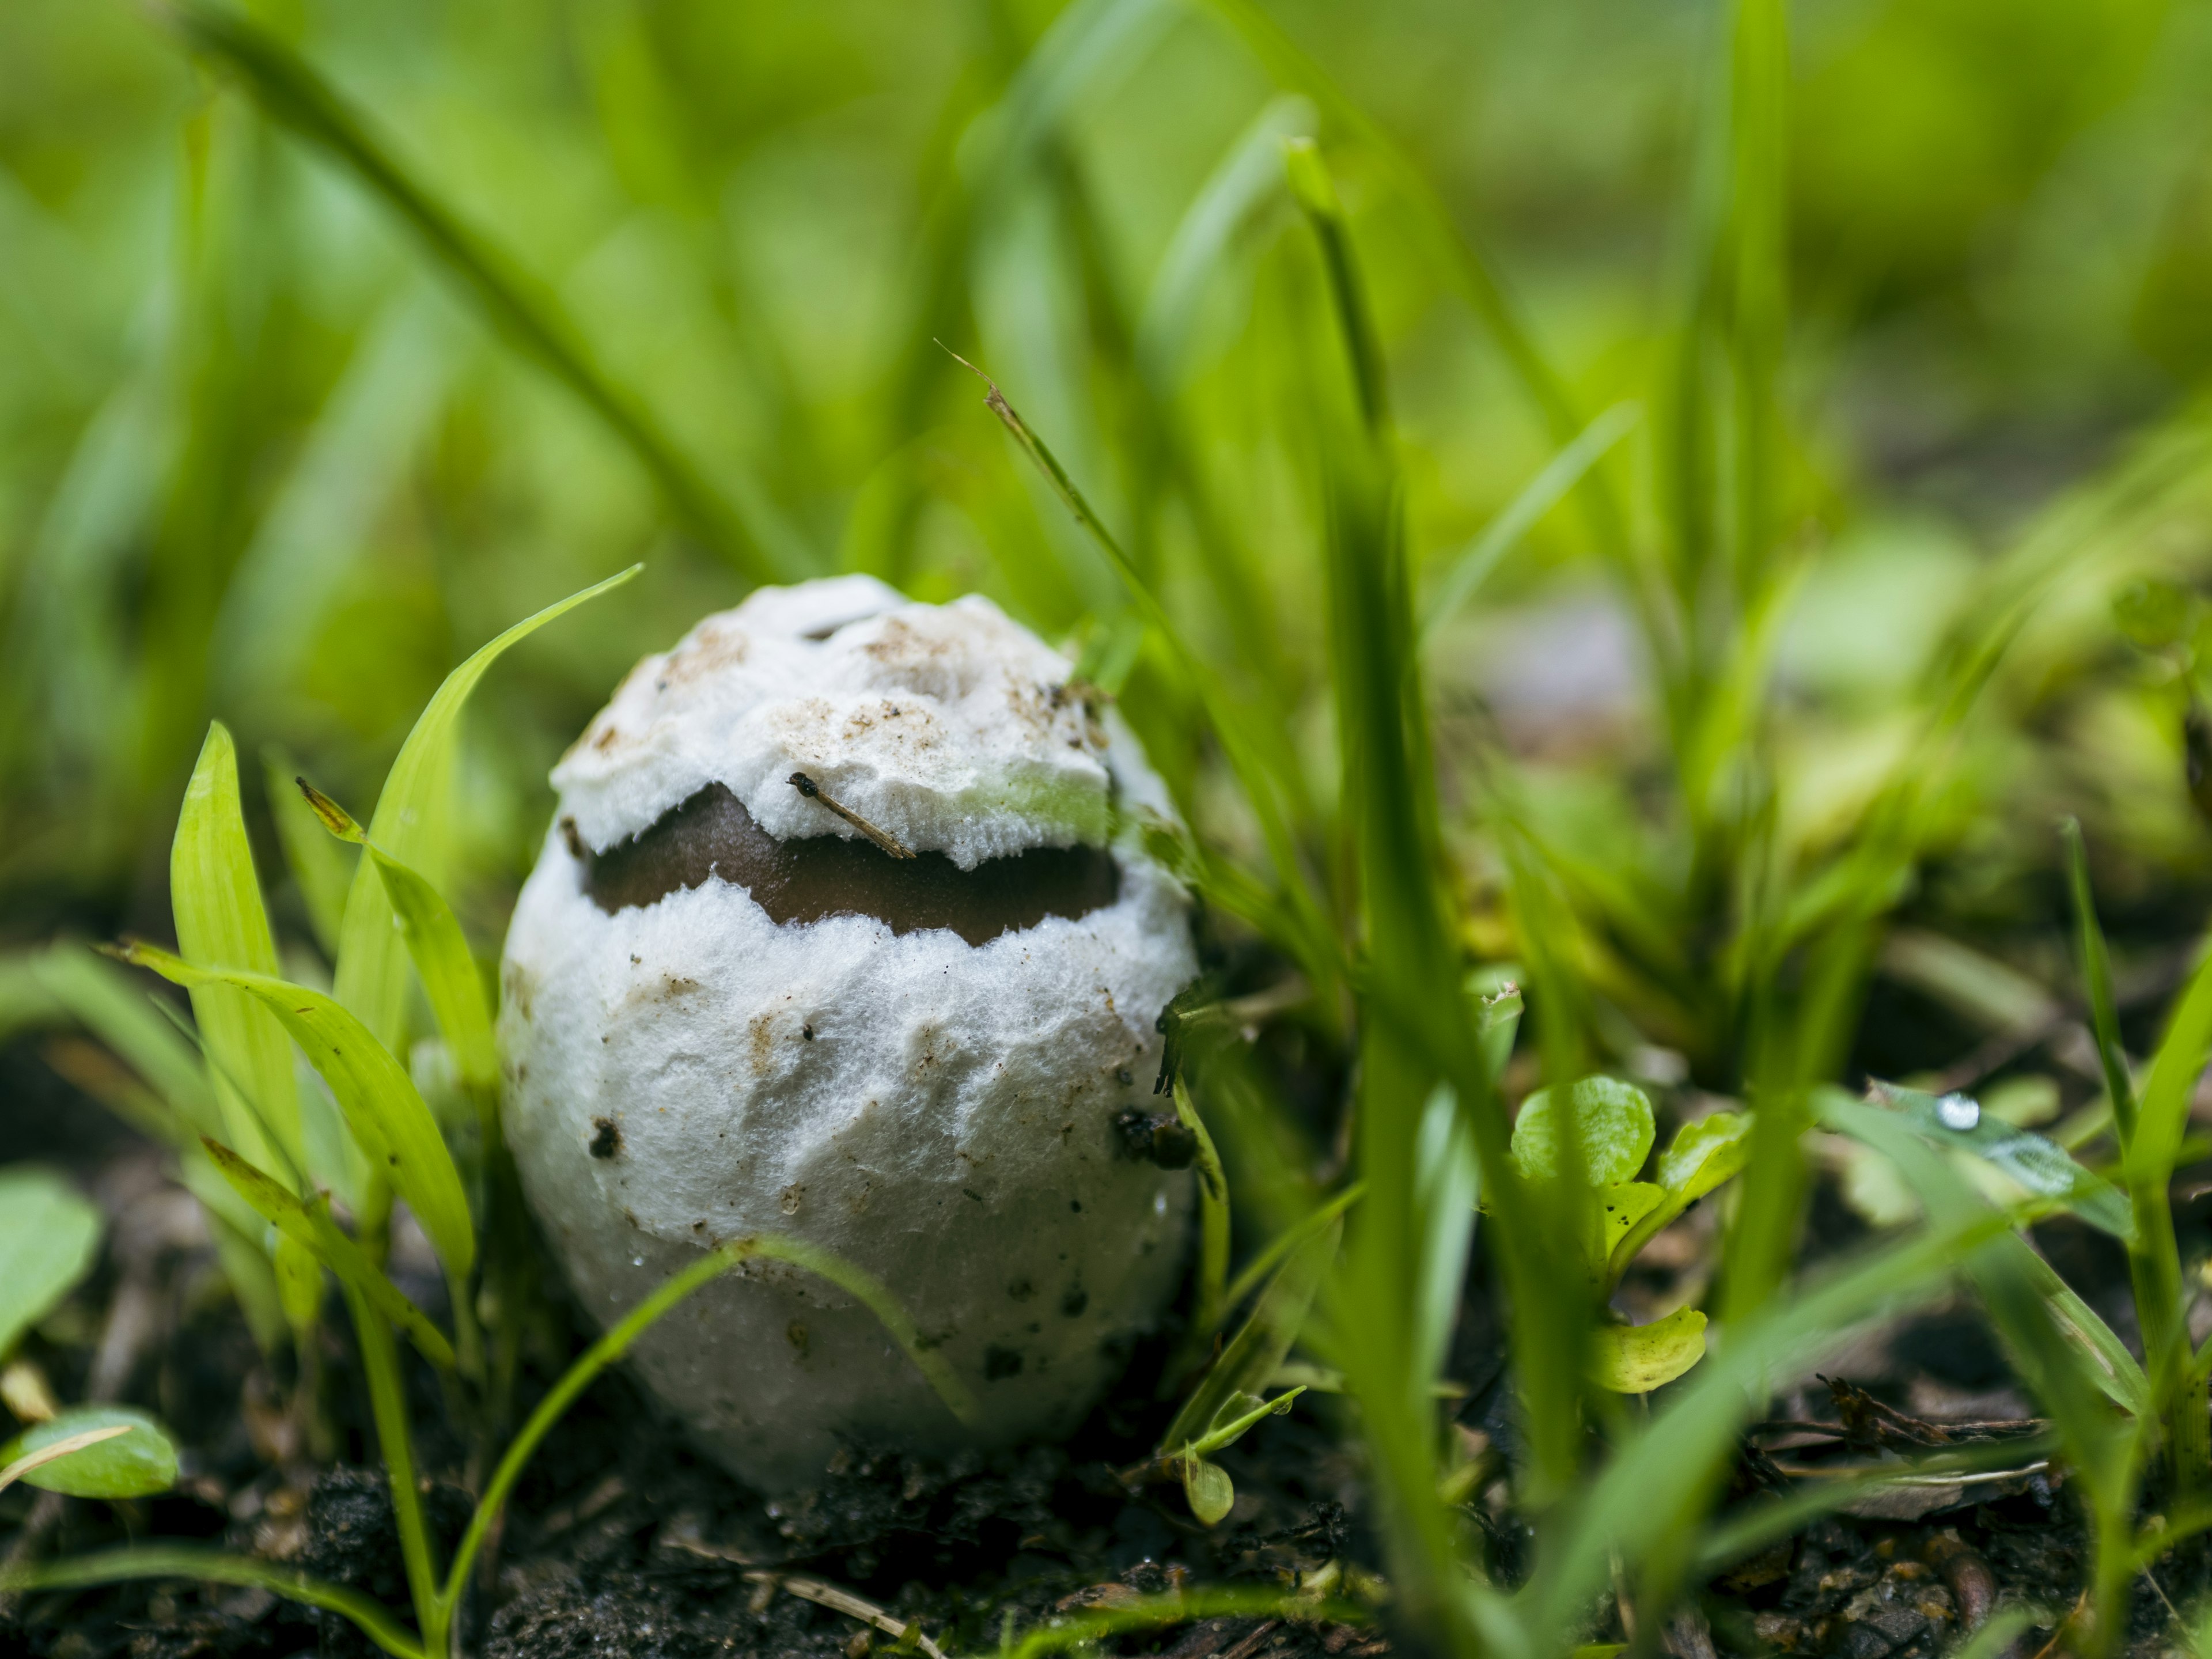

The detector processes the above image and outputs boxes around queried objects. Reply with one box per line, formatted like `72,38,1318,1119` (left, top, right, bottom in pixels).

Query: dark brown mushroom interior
574,782,1119,946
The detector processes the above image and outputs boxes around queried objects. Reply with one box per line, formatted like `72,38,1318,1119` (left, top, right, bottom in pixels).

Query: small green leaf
1867,1081,2134,1241
0,1407,177,1498
1512,1075,1655,1187
1191,1387,1307,1457
0,1168,103,1358
334,566,640,1055
117,944,474,1278
171,724,302,1179
1656,1111,1752,1203
199,1139,456,1372
1590,1306,1708,1394
1181,1455,1236,1525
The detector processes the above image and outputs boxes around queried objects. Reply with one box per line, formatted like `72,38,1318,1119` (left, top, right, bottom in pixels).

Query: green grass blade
1161,1215,1337,1453
118,943,475,1281
1529,1211,2010,1638
171,722,302,1178
1219,1181,1365,1317
956,360,1340,988
2062,820,2138,1143
301,780,497,1139
20,946,219,1137
200,1138,455,1372
440,1232,969,1612
1136,93,1315,391
332,565,639,1056
340,1281,441,1646
156,1,802,584
266,748,357,960
0,1548,423,1659
0,1167,102,1358
1419,403,1640,642
1172,1077,1231,1345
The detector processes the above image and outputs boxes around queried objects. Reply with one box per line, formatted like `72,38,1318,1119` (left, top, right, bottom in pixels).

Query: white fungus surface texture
500,577,1198,1490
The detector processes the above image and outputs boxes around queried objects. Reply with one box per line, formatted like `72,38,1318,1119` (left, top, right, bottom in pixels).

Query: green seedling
1506,1076,1751,1392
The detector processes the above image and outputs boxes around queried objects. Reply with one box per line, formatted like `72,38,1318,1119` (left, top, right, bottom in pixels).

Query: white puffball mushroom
499,576,1199,1491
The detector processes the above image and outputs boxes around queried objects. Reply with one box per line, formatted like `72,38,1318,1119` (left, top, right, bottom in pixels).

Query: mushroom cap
501,580,1197,1490
553,574,1165,869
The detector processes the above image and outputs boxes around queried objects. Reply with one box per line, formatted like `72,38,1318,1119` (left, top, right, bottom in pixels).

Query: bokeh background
8,0,2212,1051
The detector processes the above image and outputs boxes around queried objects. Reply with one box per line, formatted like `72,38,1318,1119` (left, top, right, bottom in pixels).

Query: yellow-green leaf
1512,1076,1654,1188
1590,1306,1708,1393
119,944,474,1278
0,1407,177,1498
1599,1181,1664,1264
332,566,639,1054
1656,1111,1752,1203
171,724,301,1177
200,1138,456,1370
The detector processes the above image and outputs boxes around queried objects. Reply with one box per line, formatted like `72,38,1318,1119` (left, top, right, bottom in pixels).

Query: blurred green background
8,0,2212,1028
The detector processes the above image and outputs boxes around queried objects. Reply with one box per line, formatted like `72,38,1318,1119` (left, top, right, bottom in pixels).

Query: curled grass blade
439,1232,970,1613
0,1547,426,1659
171,722,301,1177
157,1,801,584
333,565,639,1056
200,1138,455,1372
115,942,475,1281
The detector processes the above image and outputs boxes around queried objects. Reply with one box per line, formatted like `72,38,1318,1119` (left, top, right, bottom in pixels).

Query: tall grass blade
171,723,302,1177
333,565,639,1058
157,1,802,583
266,749,357,960
1419,403,1640,642
2062,820,2138,1142
0,1549,426,1659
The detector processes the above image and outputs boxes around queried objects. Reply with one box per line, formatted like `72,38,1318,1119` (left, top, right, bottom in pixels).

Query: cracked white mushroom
499,576,1198,1490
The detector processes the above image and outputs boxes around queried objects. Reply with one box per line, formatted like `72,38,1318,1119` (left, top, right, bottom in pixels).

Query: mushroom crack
573,782,1120,945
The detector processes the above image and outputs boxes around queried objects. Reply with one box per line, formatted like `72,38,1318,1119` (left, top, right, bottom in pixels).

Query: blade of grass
171,722,302,1179
1419,403,1640,642
0,1549,425,1659
200,1138,455,1371
300,780,497,1141
953,355,1340,990
333,565,638,1059
114,942,475,1281
156,1,804,583
342,1281,440,1649
438,1232,972,1614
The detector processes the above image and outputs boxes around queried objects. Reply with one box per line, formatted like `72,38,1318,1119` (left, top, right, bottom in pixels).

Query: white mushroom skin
499,577,1197,1490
